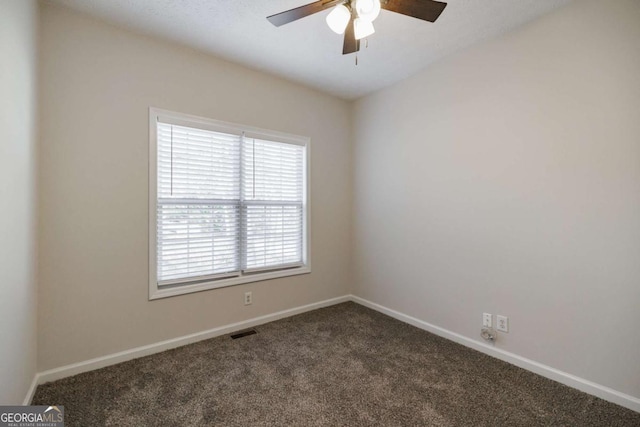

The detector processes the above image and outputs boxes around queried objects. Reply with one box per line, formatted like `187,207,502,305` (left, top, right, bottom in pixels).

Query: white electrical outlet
244,292,252,305
497,315,509,333
482,313,492,328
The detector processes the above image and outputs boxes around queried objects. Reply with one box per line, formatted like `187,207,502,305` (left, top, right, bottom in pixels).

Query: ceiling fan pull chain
366,38,369,49
355,54,358,66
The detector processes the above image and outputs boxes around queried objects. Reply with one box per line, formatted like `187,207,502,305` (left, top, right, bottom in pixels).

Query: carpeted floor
33,302,640,426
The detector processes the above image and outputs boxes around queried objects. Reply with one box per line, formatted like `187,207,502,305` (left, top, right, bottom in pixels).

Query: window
149,108,310,299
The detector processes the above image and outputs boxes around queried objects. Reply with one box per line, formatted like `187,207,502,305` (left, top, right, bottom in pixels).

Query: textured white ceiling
46,0,570,99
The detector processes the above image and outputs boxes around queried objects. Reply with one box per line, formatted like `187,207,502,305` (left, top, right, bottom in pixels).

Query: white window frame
149,108,311,300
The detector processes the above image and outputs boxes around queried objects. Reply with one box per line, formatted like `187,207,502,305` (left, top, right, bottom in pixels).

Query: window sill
149,265,311,300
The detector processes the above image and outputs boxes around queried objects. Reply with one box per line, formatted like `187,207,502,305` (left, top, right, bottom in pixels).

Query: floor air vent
230,329,257,339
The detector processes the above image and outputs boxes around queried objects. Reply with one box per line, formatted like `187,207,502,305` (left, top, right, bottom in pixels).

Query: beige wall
353,0,640,399
0,0,39,404
38,4,352,371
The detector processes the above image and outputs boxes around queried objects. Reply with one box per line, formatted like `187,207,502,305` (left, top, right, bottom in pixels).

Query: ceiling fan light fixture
268,0,448,56
326,4,351,34
354,18,375,40
354,0,381,22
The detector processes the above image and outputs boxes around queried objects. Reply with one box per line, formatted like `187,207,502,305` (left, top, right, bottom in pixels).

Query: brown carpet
33,302,640,426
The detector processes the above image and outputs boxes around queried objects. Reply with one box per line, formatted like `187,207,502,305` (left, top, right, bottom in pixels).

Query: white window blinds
156,120,306,287
157,123,241,284
242,138,305,272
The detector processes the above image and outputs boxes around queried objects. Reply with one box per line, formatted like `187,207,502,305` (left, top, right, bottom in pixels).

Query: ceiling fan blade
342,15,360,55
381,0,447,23
267,0,342,27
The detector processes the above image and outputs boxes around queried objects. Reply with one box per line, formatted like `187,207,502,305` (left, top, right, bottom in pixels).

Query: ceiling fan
267,0,447,55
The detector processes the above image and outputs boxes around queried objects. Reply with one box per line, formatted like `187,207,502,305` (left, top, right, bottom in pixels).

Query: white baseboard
36,295,350,386
22,374,40,405
29,293,640,414
351,295,640,413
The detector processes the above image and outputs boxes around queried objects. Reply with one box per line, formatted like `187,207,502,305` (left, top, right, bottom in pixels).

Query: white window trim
148,108,311,300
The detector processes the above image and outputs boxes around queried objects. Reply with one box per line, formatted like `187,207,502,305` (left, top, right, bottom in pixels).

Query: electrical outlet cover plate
482,313,492,328
244,292,252,305
497,315,509,332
